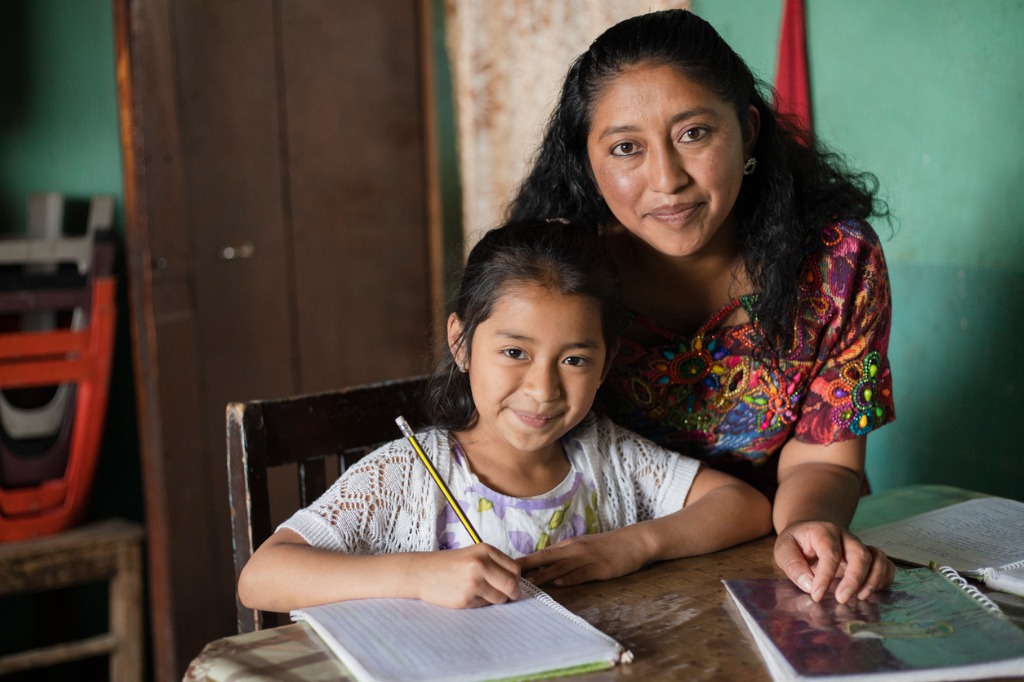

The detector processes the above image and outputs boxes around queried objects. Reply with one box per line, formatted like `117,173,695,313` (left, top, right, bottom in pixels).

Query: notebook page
293,582,626,682
857,497,1024,573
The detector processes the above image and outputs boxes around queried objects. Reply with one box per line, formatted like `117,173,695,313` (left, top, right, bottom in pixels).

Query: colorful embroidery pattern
601,220,895,481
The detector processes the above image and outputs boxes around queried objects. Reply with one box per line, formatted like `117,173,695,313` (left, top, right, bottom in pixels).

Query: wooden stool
0,519,144,680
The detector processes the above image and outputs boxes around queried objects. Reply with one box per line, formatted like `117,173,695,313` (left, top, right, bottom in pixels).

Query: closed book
724,567,1024,681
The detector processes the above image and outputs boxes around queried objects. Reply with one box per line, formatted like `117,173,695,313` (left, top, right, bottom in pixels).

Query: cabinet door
116,0,436,677
281,2,433,389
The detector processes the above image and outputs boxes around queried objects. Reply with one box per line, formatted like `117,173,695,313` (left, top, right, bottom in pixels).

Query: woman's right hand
415,543,522,608
774,520,894,603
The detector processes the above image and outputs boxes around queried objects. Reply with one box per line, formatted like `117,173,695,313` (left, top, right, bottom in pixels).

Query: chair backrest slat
226,375,429,633
297,459,327,508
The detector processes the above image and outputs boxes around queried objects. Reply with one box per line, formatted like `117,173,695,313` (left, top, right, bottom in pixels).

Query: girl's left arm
516,467,771,587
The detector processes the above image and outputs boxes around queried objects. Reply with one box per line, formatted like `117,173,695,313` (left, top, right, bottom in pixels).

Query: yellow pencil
395,415,483,544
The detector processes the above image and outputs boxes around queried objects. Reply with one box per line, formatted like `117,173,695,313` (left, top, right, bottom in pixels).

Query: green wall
0,1,124,231
695,0,1024,498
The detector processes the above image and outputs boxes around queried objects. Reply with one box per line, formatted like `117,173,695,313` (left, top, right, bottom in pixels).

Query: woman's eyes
610,142,638,157
679,126,710,142
563,356,592,367
502,348,526,360
609,127,710,157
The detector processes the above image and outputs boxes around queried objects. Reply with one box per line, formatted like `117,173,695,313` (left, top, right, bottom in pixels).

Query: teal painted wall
0,0,124,232
695,0,1024,498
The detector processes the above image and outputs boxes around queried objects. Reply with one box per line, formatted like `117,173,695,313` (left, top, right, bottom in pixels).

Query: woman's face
585,63,758,259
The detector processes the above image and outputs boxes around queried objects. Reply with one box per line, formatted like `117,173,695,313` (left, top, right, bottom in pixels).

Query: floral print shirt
599,219,895,497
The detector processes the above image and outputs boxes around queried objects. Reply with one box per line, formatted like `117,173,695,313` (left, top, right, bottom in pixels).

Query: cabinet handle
219,241,255,260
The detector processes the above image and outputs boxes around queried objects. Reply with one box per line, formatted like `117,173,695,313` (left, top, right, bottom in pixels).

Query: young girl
238,220,771,612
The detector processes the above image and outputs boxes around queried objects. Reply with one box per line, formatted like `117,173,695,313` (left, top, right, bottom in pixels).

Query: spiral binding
993,558,1024,573
934,565,1004,616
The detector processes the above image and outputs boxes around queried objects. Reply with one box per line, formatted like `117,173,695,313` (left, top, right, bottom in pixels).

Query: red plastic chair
0,275,116,540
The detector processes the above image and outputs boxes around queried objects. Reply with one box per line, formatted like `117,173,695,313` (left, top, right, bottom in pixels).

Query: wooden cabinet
114,1,440,677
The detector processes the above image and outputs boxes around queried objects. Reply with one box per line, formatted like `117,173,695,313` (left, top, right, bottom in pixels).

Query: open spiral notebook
292,579,631,682
856,496,1024,598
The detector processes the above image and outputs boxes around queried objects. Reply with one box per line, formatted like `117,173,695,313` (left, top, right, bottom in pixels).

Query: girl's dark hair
426,219,623,431
507,9,889,348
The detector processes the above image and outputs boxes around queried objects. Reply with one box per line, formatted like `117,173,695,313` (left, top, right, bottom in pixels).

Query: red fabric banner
774,0,812,140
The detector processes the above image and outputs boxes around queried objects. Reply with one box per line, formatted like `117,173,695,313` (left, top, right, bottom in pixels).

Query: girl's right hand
415,543,522,608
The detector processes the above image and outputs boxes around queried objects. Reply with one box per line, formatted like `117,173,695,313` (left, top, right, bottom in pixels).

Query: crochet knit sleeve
277,432,444,555
578,416,701,528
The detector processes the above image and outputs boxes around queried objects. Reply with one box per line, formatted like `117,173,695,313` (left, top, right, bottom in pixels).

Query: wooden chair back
226,375,429,633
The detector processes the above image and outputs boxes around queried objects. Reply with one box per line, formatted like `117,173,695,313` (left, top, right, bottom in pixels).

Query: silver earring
743,157,757,175
458,363,468,373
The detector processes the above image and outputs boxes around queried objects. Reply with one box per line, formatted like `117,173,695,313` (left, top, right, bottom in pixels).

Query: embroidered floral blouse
599,219,895,498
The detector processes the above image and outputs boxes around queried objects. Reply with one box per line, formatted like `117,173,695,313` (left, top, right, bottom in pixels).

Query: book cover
724,567,1024,681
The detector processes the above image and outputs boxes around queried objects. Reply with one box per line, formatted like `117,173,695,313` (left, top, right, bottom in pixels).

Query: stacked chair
0,193,116,541
0,194,144,681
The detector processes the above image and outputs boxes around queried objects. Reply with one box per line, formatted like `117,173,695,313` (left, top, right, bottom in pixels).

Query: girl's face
448,283,607,462
585,63,758,259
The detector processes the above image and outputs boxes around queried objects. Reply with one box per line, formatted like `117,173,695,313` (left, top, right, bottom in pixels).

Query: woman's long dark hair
507,9,888,348
426,220,623,431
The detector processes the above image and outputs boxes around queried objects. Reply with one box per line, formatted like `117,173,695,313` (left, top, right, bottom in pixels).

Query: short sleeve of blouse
584,416,700,522
794,220,896,444
278,434,441,555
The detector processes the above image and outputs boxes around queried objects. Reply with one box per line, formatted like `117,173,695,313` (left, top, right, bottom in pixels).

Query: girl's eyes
499,349,592,367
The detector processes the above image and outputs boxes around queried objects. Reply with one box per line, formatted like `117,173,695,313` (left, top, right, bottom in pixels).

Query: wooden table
184,485,1023,681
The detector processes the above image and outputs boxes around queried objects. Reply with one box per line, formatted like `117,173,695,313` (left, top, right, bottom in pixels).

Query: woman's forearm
773,463,861,532
773,437,867,533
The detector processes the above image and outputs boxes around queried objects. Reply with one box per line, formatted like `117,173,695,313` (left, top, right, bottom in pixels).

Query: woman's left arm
773,436,894,604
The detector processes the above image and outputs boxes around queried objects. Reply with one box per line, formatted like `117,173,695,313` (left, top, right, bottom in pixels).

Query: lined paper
293,581,627,682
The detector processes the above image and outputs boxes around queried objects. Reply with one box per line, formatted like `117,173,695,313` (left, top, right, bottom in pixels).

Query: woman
508,9,895,604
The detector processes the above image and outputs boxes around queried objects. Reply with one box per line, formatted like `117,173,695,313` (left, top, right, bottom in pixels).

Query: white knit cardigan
281,415,700,555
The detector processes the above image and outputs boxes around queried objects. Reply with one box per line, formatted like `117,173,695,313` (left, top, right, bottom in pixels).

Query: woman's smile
646,201,704,226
